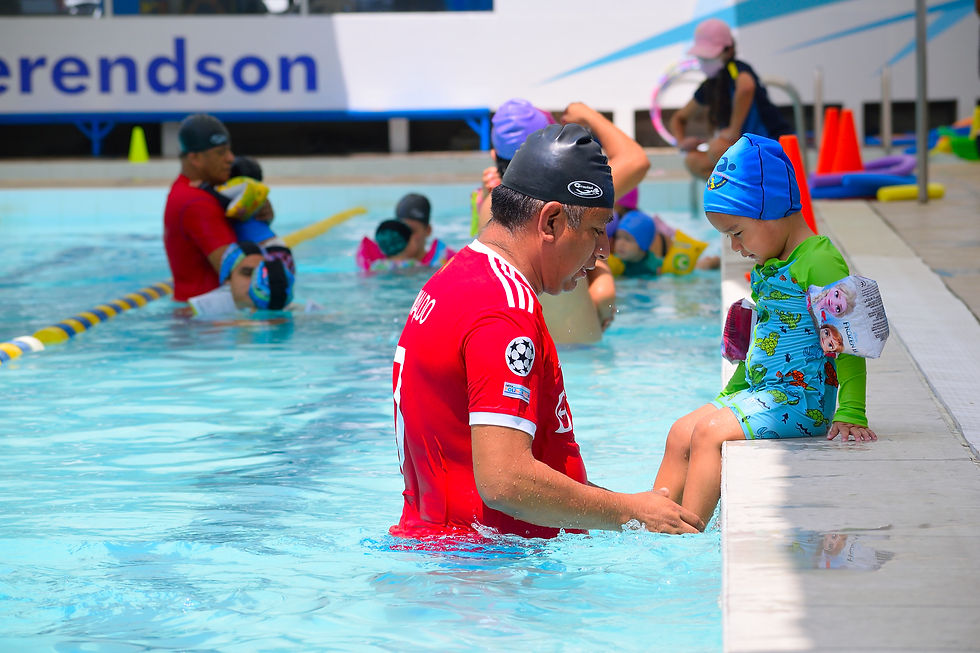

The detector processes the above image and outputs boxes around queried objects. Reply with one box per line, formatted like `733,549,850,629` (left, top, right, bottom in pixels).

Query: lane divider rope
0,206,367,368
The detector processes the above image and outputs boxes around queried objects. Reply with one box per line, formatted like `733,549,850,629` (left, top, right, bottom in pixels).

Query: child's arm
719,360,749,396
828,354,877,441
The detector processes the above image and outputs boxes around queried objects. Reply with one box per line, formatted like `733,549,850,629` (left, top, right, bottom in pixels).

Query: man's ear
537,201,565,243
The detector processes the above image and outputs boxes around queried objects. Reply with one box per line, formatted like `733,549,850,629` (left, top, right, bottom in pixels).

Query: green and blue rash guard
719,236,869,433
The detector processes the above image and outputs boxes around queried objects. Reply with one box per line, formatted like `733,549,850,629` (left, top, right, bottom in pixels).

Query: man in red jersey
390,124,704,539
163,113,265,306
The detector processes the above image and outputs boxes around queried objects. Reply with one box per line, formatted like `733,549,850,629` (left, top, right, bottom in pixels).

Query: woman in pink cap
668,18,793,180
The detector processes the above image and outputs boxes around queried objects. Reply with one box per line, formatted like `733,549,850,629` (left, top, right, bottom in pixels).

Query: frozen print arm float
723,275,889,440
723,275,889,361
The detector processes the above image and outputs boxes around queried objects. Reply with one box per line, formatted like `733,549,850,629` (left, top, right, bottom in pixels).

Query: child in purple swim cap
470,100,650,334
652,133,877,528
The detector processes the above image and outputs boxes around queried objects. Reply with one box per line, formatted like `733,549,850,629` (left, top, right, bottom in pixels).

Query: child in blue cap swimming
611,210,661,276
652,133,877,526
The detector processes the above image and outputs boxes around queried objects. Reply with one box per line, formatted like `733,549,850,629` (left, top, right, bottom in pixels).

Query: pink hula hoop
649,58,703,146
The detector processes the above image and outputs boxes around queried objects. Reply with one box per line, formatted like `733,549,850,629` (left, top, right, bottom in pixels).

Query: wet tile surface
722,159,980,652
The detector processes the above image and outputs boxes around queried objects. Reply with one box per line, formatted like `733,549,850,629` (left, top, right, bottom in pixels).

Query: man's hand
827,421,878,442
630,488,704,533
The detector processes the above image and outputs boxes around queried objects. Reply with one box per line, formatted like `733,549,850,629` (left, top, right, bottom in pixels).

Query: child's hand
827,422,877,442
481,166,502,196
678,136,703,152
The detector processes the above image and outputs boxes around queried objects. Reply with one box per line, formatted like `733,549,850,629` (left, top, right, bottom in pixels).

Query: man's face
190,144,234,185
546,206,611,295
228,253,264,309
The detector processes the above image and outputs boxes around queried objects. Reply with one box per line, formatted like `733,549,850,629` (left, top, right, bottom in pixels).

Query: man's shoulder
426,245,537,316
166,176,224,214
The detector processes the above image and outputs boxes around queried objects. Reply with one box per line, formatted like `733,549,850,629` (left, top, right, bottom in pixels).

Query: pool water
0,183,723,651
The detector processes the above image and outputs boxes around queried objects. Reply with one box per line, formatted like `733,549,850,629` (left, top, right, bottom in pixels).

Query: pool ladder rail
0,281,174,367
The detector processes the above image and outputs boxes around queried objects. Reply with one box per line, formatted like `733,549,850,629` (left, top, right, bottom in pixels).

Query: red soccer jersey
163,175,237,301
390,240,588,540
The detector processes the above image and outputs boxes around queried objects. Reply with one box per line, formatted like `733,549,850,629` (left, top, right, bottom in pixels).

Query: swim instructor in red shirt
163,114,261,305
390,123,704,539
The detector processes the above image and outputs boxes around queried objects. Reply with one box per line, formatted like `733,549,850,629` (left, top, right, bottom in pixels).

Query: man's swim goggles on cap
219,241,295,310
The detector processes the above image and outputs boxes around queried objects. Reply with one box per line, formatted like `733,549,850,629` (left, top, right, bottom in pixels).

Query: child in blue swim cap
652,133,877,526
611,210,663,277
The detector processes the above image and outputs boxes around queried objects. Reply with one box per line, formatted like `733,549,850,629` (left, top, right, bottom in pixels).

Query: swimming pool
0,182,723,651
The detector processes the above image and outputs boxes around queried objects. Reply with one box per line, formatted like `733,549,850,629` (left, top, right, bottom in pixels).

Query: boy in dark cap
394,192,433,255
354,194,455,272
390,122,703,541
653,133,875,527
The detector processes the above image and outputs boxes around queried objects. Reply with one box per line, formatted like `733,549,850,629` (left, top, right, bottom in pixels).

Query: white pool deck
2,150,978,652
722,163,980,652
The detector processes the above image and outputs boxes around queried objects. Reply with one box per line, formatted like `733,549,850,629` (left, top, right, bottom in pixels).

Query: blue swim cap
249,258,294,310
617,210,656,251
703,134,802,220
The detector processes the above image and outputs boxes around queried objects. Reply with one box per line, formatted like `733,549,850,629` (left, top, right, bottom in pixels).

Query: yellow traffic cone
969,105,980,140
128,126,149,164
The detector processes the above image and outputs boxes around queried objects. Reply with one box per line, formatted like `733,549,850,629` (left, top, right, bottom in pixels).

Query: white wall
0,0,976,131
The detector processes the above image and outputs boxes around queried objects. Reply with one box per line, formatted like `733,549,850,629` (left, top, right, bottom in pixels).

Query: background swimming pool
0,182,723,651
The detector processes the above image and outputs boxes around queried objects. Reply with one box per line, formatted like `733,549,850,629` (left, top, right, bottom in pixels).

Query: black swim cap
230,155,263,181
395,193,431,225
178,113,230,154
375,219,412,257
500,123,614,209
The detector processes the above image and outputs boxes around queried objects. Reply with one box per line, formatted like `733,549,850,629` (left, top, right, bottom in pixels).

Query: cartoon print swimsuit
714,258,839,439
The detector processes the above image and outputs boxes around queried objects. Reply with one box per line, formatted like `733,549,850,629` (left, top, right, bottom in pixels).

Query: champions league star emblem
505,336,535,377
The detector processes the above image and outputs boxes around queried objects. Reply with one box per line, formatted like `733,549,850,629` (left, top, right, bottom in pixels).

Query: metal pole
915,0,929,203
881,65,892,155
813,67,824,153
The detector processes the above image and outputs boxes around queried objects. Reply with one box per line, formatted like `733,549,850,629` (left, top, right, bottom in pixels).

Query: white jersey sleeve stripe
507,266,536,313
491,256,536,314
488,257,518,309
469,411,537,436
469,240,536,314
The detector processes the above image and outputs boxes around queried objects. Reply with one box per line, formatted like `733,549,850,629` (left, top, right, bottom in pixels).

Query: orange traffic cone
815,106,839,174
831,108,863,173
778,134,818,235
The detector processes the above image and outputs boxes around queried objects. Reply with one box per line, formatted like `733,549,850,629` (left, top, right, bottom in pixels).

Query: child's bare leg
653,404,719,503
681,407,746,524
